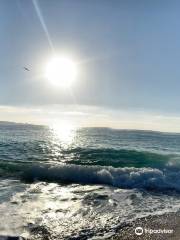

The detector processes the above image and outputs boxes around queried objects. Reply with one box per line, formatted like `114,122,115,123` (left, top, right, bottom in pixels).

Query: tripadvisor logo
135,227,143,236
135,226,173,236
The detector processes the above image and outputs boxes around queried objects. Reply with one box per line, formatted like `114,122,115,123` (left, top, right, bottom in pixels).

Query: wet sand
111,212,180,240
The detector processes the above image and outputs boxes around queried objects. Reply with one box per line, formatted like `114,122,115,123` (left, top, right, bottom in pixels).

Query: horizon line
0,120,179,135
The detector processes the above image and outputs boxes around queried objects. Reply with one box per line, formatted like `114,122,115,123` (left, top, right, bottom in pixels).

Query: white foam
1,180,180,239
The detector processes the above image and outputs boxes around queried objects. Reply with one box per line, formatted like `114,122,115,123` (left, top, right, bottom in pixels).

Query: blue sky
1,0,180,131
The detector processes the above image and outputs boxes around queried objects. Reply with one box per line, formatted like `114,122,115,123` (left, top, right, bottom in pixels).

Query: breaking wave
19,163,180,192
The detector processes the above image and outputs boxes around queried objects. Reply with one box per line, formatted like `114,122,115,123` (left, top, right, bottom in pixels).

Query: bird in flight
24,67,30,71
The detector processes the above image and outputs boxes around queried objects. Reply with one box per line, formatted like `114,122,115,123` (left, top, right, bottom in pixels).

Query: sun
45,56,78,88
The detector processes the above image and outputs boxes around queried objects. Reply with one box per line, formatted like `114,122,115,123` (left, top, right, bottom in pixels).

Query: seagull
24,67,30,71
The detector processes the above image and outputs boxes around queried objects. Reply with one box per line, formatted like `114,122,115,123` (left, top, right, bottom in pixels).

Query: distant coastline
1,120,180,135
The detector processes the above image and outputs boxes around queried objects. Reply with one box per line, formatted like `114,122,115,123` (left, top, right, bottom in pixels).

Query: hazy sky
1,0,180,131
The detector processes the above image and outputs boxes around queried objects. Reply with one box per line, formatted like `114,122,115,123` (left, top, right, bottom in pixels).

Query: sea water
0,122,180,239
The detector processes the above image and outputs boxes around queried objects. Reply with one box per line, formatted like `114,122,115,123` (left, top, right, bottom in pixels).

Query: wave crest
22,164,180,192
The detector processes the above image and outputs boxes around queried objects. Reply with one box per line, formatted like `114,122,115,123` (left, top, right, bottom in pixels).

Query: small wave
0,144,173,168
66,147,173,169
21,163,180,192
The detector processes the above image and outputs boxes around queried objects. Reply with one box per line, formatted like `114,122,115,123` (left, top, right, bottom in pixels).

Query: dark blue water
1,123,180,191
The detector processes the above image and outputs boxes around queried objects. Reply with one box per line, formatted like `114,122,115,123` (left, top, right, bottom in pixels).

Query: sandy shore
111,212,180,240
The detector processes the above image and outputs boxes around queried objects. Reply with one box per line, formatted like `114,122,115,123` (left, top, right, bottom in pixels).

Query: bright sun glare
45,56,78,88
51,121,76,146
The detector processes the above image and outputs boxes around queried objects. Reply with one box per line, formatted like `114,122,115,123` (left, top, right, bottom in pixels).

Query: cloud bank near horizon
1,104,180,133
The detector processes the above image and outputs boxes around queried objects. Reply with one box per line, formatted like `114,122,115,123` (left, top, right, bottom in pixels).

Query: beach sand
111,212,180,240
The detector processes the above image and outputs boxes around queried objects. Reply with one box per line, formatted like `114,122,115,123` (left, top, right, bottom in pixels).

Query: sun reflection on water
50,121,77,148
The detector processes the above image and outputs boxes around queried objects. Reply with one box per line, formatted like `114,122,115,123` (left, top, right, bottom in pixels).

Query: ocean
0,122,180,239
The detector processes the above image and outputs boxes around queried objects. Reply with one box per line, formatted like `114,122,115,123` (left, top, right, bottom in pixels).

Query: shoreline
111,212,180,240
0,212,180,239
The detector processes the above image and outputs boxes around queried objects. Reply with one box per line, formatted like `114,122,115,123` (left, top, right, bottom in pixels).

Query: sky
1,0,180,132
